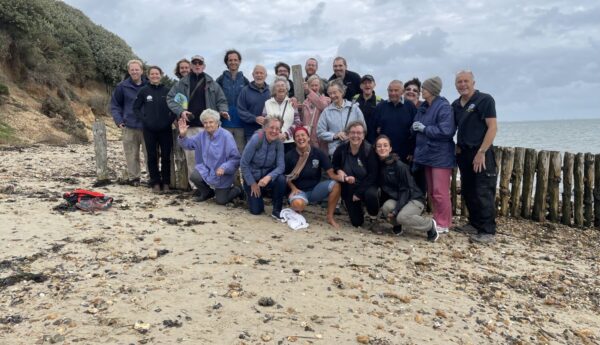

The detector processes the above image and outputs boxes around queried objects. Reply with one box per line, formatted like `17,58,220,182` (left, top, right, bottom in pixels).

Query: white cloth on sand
279,208,309,230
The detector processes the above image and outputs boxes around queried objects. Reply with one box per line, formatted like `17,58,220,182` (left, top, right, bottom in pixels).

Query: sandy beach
0,141,599,345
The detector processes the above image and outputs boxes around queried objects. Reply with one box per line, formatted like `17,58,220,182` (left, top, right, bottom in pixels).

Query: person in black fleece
374,135,438,242
133,66,176,192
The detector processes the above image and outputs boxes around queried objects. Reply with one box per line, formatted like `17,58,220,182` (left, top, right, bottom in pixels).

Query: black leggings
143,128,172,186
342,185,379,227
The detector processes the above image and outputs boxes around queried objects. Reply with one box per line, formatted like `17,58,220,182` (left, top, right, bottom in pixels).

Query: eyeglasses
348,131,364,136
405,87,419,93
192,61,204,65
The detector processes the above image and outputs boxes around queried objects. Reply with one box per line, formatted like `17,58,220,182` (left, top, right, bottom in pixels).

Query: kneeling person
285,127,342,228
374,135,438,242
177,109,242,204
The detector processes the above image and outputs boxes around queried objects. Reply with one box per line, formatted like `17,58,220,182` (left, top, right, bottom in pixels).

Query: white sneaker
436,226,449,234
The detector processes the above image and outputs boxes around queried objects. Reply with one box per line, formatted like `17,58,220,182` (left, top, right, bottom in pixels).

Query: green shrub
0,82,8,96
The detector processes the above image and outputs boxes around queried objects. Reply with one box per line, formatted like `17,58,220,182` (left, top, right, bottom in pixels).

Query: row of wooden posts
451,147,600,228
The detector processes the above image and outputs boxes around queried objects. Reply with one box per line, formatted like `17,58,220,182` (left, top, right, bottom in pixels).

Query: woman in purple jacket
411,77,457,234
178,109,242,204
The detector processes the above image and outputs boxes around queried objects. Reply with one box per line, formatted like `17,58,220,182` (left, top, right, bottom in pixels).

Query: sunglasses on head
192,60,204,65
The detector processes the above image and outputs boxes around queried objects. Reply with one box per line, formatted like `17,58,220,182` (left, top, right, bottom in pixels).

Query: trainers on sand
427,219,439,242
436,226,449,234
469,233,496,244
152,184,161,193
455,223,477,234
392,225,403,236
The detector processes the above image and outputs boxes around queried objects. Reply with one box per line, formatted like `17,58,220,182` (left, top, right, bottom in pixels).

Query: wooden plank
291,64,305,104
532,150,550,222
574,153,585,227
584,153,595,227
561,152,574,226
547,151,562,222
92,120,109,182
499,147,515,216
493,146,503,209
510,147,526,217
521,148,537,218
451,167,457,216
595,154,600,228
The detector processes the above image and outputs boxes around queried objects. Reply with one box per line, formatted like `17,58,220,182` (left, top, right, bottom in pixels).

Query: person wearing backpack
240,116,286,219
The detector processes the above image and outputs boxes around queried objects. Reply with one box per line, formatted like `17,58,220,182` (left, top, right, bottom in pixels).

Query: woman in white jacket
262,76,302,153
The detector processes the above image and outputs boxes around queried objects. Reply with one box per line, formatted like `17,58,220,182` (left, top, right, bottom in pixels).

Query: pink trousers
425,166,453,228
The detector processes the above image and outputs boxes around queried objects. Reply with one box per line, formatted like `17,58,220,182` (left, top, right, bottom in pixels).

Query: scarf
286,146,311,182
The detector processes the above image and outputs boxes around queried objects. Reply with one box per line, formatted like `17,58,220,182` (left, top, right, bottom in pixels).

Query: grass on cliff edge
0,121,16,144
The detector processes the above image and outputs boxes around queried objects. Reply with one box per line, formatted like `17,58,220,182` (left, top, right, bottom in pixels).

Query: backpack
61,189,113,212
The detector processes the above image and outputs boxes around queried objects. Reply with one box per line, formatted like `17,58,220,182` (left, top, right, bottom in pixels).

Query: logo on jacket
357,158,363,167
466,103,475,112
312,159,319,169
146,95,153,102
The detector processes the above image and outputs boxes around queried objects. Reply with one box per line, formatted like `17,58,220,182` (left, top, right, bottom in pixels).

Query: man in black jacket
328,56,361,101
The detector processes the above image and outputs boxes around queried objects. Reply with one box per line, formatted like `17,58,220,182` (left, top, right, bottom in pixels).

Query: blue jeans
289,180,335,204
243,174,286,215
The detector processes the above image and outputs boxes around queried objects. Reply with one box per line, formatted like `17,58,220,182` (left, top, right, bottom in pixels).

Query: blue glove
412,121,426,132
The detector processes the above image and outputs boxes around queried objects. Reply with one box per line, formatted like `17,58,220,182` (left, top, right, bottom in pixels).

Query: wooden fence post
595,154,600,228
171,127,189,190
451,168,457,216
562,152,574,226
291,64,305,104
499,147,514,216
510,147,525,217
532,150,550,222
584,153,595,227
547,151,562,222
92,120,109,182
521,148,537,218
494,146,503,209
574,153,585,227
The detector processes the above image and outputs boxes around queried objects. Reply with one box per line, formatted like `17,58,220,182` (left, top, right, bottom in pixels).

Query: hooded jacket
379,156,426,215
110,77,148,129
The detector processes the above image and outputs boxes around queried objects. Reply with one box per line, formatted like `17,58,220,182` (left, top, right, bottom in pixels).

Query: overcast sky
64,0,599,122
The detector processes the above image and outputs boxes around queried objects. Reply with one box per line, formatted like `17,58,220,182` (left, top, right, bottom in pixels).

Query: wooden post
451,167,457,216
562,152,574,226
499,147,514,216
510,147,526,217
532,150,550,222
171,127,189,190
594,154,600,228
574,153,584,227
92,120,109,182
584,153,595,227
547,151,562,222
461,195,469,219
521,148,538,219
291,64,305,104
493,146,503,209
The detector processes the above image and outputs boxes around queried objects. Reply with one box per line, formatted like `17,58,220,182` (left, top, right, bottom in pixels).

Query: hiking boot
196,189,215,202
392,225,403,236
162,185,170,192
152,184,161,193
427,219,439,242
469,233,496,244
455,223,477,234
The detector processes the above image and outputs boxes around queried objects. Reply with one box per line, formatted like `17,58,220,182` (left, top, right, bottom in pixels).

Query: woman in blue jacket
412,77,457,234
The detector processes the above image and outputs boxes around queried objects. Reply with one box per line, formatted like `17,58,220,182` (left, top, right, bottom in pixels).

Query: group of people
110,51,498,244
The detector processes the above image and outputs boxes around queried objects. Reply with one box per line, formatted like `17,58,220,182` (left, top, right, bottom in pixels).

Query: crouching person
285,127,342,228
240,116,286,219
374,135,439,242
177,109,242,204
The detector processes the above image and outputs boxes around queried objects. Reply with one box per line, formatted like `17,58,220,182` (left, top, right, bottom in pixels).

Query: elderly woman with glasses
240,116,286,219
332,121,379,227
262,76,302,153
177,109,242,204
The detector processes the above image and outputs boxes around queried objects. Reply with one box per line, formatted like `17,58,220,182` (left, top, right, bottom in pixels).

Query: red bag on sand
62,189,113,212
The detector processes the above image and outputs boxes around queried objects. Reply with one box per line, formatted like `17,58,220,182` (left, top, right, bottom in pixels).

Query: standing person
304,58,328,94
216,49,250,152
110,59,148,186
332,121,379,227
452,70,498,244
317,80,365,157
285,127,342,228
302,74,331,152
177,109,242,204
262,76,302,153
372,80,417,164
328,56,361,101
167,55,229,188
374,135,438,242
238,65,271,142
240,116,286,219
412,76,456,234
403,78,422,107
173,58,191,79
353,74,382,144
274,62,295,98
133,66,176,193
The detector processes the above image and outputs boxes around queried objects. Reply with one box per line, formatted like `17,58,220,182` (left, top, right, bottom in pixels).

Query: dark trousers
190,170,241,205
457,147,497,234
341,185,379,227
143,127,172,186
243,174,286,215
